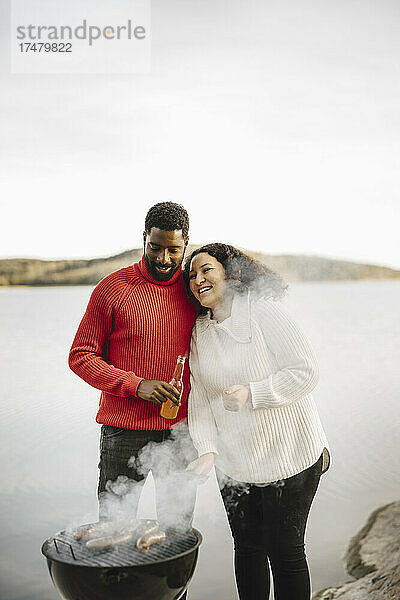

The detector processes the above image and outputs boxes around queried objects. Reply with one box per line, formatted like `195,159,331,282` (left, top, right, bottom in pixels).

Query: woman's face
189,253,227,310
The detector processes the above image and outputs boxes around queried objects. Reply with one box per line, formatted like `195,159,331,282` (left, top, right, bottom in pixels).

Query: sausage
86,530,133,550
73,520,118,541
74,527,103,541
134,520,160,537
79,519,161,551
136,529,166,552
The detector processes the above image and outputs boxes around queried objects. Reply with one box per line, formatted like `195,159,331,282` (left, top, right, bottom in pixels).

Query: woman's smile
198,285,213,295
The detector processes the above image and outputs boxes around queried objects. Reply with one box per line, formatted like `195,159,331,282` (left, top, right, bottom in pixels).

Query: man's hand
137,380,181,405
186,453,215,478
222,384,250,412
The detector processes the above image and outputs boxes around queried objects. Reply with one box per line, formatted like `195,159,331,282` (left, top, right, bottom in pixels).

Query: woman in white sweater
183,243,329,600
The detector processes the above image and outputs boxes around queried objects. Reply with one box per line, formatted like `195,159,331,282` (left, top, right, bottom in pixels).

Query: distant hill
0,247,399,286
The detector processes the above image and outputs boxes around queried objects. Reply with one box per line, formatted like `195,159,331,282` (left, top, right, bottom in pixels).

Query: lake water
0,282,399,600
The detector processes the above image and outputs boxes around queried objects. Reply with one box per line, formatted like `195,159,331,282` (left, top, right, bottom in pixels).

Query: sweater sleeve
188,329,219,456
68,277,143,397
249,298,319,409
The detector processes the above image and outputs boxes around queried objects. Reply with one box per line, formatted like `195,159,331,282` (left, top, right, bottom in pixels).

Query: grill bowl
41,524,202,600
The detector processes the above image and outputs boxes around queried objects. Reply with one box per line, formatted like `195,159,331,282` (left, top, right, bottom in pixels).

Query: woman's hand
186,453,215,477
222,384,250,411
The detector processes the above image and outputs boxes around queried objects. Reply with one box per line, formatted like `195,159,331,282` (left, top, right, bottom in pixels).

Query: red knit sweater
68,257,197,430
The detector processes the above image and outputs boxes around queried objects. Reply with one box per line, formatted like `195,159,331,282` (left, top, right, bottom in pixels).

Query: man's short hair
145,202,189,239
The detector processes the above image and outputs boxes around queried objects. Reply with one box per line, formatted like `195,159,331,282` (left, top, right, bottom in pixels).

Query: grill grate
42,525,200,568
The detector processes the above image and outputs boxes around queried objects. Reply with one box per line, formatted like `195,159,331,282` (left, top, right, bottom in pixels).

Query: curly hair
183,243,287,312
145,202,189,238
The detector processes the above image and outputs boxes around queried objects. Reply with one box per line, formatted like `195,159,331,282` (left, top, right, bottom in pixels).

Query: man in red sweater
69,203,198,553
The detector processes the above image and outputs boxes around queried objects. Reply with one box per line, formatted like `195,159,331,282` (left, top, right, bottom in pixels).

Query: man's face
143,228,188,282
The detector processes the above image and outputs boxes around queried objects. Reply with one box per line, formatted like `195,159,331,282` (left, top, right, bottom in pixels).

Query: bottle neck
172,356,185,381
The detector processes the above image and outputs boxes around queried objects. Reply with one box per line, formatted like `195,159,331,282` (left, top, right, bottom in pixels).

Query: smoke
216,472,250,516
131,422,196,480
98,475,143,526
65,475,143,537
129,422,199,532
77,422,199,534
226,252,288,302
216,473,287,519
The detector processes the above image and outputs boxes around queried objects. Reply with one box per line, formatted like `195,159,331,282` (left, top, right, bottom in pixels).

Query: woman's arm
187,332,219,457
249,297,319,409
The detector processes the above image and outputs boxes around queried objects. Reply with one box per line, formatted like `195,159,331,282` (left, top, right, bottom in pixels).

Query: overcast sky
1,0,399,268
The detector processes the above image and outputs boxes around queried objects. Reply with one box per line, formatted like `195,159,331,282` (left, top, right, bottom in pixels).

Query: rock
312,566,400,600
312,501,400,600
346,502,400,578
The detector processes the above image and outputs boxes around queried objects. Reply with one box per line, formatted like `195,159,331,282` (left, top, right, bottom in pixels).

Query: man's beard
144,255,181,282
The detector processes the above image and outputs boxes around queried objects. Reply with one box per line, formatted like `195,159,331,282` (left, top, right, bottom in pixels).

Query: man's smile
155,264,173,272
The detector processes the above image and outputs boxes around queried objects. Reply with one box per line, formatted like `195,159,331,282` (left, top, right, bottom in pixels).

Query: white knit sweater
188,293,329,483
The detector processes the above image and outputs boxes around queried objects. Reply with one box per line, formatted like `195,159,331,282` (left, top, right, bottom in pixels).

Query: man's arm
68,279,179,404
68,279,144,397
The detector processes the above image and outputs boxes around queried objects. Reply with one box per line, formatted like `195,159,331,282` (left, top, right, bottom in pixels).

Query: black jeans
98,425,198,600
217,456,323,600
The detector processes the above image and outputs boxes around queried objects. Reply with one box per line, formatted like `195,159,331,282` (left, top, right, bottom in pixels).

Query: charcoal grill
42,523,202,600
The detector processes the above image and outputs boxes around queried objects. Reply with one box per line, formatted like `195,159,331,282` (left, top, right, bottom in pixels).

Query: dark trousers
98,424,198,600
217,456,323,600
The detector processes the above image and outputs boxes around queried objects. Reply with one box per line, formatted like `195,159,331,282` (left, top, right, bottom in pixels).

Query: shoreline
2,278,400,289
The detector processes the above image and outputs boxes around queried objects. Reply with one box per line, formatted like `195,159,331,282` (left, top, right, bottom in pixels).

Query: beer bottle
160,355,186,419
